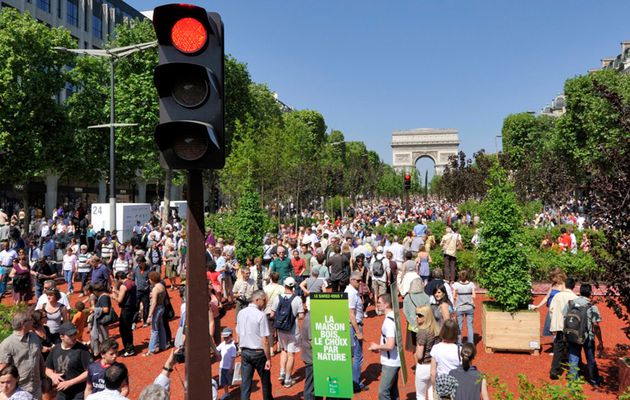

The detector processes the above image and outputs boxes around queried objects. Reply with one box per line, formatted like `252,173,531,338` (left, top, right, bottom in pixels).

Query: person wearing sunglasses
414,304,440,400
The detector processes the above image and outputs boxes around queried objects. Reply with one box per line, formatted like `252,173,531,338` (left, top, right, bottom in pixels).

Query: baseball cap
58,322,77,336
376,246,383,253
221,327,233,337
283,277,296,288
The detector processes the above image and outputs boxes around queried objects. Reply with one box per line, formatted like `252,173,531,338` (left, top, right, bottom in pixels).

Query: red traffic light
405,174,411,181
171,17,207,54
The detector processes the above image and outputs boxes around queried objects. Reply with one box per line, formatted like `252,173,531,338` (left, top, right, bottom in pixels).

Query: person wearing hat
345,270,366,392
215,328,237,398
45,322,92,400
270,277,304,388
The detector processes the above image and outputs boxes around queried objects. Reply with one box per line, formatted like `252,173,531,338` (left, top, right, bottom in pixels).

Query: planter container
481,302,541,355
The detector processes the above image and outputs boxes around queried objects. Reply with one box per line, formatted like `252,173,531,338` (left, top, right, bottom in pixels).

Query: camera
174,347,185,364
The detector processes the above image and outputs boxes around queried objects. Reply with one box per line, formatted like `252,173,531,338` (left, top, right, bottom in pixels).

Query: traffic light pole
185,169,212,399
109,59,116,233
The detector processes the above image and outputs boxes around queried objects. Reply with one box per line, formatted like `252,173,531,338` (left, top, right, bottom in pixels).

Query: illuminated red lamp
171,17,207,54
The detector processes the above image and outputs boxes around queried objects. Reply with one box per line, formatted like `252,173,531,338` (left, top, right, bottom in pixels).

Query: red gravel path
15,283,630,399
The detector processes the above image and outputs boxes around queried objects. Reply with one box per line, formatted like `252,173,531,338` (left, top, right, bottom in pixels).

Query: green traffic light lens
171,75,209,108
173,129,209,161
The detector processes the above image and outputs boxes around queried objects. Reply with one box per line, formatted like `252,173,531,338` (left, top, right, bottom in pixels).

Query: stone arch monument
391,128,460,175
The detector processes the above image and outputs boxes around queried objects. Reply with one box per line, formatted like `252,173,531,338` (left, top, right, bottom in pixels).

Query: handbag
99,300,119,326
164,290,176,320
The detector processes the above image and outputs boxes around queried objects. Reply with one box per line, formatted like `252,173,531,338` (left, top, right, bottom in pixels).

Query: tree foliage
0,9,75,182
476,165,531,312
234,179,266,264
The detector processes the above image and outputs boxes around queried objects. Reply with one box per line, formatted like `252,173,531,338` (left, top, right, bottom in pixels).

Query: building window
84,1,89,31
92,1,103,39
37,0,50,13
67,0,79,27
57,0,61,18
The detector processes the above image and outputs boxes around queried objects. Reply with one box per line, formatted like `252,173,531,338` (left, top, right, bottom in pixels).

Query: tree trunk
162,168,172,227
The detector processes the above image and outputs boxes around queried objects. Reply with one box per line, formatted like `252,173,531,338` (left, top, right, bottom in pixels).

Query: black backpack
372,257,385,278
273,294,297,332
563,300,592,345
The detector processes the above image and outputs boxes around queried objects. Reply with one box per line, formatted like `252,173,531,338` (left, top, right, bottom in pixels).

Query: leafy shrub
0,304,27,341
476,166,531,312
487,373,586,400
234,181,267,264
524,248,603,282
521,200,543,222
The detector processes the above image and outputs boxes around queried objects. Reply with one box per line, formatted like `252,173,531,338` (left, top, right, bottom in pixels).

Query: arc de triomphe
391,128,460,175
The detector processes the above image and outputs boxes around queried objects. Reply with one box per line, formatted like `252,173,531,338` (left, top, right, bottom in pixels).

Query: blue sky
129,0,630,171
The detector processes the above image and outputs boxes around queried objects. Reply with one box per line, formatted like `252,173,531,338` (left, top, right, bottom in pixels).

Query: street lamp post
495,135,503,154
54,42,156,231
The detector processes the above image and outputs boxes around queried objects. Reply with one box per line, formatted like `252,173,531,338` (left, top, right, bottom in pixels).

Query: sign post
390,282,408,384
310,292,353,398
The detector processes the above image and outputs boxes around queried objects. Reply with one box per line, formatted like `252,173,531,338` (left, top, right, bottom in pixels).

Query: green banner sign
310,292,353,398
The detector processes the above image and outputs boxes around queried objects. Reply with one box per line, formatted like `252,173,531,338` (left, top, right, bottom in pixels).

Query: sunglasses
416,313,424,317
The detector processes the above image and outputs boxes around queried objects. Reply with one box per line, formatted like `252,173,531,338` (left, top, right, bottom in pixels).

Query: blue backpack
273,294,297,332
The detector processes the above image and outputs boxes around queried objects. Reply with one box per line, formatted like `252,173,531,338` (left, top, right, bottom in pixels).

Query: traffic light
404,174,411,190
152,4,224,170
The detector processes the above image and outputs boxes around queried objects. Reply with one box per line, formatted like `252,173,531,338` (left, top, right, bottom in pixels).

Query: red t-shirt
290,257,306,276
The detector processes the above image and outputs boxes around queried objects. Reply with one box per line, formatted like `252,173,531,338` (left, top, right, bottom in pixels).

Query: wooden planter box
619,357,630,395
481,302,540,355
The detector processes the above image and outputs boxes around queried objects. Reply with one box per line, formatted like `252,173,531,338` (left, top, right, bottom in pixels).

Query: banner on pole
310,292,353,398
390,282,408,384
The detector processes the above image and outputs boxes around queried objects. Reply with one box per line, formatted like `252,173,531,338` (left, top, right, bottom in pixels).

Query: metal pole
109,58,116,232
185,169,212,399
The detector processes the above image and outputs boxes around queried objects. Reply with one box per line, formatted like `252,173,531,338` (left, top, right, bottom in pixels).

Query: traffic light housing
152,4,224,170
404,174,411,190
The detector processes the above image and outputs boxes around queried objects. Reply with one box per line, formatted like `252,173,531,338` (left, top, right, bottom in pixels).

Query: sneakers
131,323,136,331
283,377,295,388
123,350,136,357
278,372,285,382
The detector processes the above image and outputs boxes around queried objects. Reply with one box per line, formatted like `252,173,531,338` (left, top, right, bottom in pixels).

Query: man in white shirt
388,236,405,267
0,241,17,297
370,247,390,315
345,271,365,392
270,277,303,388
36,280,70,309
549,278,578,380
369,293,400,400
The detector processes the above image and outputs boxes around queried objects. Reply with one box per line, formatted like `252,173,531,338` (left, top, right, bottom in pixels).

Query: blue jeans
240,349,273,400
568,339,600,385
378,365,400,400
456,308,474,344
350,325,363,388
0,267,9,296
148,305,166,353
63,270,73,293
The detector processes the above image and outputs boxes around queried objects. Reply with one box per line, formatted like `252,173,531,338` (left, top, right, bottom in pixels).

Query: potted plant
477,165,540,355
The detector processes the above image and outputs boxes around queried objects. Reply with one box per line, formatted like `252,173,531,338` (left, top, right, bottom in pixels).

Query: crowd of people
0,196,606,400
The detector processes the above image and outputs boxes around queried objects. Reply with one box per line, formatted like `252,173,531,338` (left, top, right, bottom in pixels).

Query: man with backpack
549,277,577,380
370,247,389,316
270,277,304,388
564,283,603,387
368,293,400,400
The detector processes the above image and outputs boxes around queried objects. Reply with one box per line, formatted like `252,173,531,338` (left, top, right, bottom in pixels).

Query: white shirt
389,242,405,263
216,341,237,370
236,304,270,350
86,388,129,400
380,311,400,367
62,254,77,272
270,293,304,336
345,285,363,324
430,342,461,375
370,255,390,283
36,292,70,309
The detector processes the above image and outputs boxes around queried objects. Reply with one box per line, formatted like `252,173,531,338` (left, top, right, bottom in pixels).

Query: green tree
476,165,531,312
0,9,75,222
234,179,266,263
